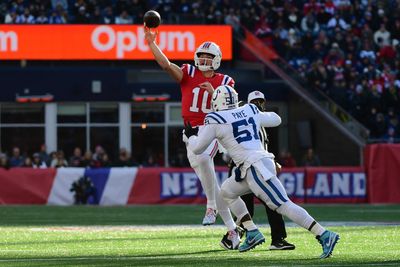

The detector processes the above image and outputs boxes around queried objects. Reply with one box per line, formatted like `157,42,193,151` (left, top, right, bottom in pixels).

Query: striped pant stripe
250,166,281,207
266,179,288,203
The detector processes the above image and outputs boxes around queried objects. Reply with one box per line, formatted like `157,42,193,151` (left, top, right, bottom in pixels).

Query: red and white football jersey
180,64,235,126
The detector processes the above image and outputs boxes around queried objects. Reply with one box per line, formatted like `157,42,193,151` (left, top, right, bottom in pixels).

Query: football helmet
211,85,238,111
194,42,222,71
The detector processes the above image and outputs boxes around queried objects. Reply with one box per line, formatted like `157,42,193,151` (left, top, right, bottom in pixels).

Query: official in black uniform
228,91,295,250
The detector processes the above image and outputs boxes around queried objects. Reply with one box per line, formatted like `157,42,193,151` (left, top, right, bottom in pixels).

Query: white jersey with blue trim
188,104,281,174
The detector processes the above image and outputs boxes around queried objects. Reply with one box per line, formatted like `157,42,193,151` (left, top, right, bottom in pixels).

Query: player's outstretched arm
144,26,183,83
259,112,282,127
185,125,217,155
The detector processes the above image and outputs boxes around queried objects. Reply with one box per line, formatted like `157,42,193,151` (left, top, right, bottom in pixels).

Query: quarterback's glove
183,122,199,139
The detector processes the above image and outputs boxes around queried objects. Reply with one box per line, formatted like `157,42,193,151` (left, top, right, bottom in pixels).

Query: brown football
143,10,161,28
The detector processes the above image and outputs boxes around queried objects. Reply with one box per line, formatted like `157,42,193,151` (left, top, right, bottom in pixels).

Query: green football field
0,205,399,266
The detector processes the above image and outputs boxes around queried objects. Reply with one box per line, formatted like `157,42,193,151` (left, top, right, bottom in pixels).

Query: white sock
277,200,325,236
242,220,257,231
216,190,236,231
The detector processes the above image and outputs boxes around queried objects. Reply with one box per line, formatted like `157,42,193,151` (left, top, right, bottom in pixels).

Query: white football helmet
211,85,238,111
194,41,222,71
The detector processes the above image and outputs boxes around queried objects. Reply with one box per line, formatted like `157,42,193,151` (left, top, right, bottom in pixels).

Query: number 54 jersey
198,104,281,169
180,64,235,127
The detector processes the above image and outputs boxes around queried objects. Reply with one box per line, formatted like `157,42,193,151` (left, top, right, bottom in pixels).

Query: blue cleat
317,230,340,258
238,229,265,252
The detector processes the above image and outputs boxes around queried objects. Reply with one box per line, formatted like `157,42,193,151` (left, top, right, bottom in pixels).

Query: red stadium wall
0,168,56,204
364,144,400,203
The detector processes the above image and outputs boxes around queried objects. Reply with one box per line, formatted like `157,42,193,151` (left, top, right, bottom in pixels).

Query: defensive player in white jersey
184,85,340,257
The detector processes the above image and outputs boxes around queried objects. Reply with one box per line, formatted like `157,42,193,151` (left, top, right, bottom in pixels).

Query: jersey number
189,87,212,113
232,117,259,143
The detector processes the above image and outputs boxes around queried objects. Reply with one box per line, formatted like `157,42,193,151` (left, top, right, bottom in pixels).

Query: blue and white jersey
188,104,281,173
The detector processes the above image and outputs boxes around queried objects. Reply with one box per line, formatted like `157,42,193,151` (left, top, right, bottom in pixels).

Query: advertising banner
0,167,369,205
0,25,232,60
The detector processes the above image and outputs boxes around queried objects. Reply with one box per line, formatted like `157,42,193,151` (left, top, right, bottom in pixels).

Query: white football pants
221,157,324,234
186,127,236,230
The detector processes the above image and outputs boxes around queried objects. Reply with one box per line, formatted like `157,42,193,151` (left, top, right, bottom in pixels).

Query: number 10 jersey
180,64,235,127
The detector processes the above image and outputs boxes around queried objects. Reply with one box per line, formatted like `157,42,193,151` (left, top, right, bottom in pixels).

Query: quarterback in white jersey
184,85,340,257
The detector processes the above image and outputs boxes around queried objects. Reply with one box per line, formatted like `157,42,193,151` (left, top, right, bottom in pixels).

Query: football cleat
236,225,245,239
239,229,265,252
269,239,296,250
202,208,217,226
317,230,340,259
220,228,240,250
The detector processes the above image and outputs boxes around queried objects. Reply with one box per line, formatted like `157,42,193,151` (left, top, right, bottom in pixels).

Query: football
143,10,161,28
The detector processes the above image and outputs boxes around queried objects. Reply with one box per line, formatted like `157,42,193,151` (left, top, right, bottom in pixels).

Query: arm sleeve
180,64,188,84
187,125,217,155
258,112,282,127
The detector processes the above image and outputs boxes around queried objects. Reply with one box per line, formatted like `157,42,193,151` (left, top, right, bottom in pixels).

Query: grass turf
0,205,399,266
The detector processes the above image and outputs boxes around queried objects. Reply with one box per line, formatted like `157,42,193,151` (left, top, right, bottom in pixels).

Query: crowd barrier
0,166,370,205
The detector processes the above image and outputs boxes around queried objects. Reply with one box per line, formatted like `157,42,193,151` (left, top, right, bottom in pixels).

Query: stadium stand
0,0,399,167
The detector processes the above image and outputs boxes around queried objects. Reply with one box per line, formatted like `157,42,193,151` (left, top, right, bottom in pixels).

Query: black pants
240,193,287,242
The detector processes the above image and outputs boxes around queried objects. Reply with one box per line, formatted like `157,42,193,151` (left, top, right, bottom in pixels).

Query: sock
242,219,257,231
277,200,325,236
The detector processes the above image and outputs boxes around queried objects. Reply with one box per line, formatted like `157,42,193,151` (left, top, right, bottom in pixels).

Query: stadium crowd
0,144,304,168
1,0,398,144
0,144,159,169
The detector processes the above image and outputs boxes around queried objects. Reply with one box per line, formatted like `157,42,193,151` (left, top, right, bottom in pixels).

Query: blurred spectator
16,8,35,24
22,157,32,167
92,145,105,164
302,148,321,166
278,150,297,167
39,144,51,166
81,150,97,168
52,0,68,10
48,9,67,24
114,148,137,167
142,154,157,167
0,154,10,170
102,6,115,24
374,24,391,47
51,150,68,168
4,9,17,24
101,153,112,167
169,149,189,167
383,127,399,143
75,6,90,23
9,147,24,167
115,10,133,24
49,151,57,165
327,13,349,30
32,153,47,168
36,10,49,24
69,147,83,167
301,12,320,35
224,8,240,33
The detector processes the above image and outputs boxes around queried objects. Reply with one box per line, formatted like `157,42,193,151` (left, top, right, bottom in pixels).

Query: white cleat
202,208,217,225
220,228,241,250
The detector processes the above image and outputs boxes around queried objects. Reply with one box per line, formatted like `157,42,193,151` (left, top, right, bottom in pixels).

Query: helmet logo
202,42,212,49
